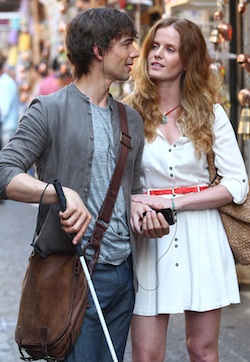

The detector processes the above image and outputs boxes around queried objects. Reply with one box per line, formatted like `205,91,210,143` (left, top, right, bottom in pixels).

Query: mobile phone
143,208,176,225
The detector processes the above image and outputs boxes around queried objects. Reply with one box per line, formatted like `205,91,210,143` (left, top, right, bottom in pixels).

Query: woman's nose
155,47,163,58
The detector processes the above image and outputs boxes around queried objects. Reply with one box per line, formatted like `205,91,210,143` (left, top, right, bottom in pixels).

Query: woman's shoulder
212,103,232,130
213,103,227,115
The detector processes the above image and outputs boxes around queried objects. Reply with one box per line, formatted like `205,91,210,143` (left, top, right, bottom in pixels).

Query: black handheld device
53,179,67,211
143,208,176,225
53,179,83,256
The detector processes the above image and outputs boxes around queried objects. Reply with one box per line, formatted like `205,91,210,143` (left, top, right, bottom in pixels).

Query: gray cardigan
0,84,144,284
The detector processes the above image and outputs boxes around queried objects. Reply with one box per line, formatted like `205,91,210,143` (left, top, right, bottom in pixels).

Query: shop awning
0,0,21,12
165,0,217,10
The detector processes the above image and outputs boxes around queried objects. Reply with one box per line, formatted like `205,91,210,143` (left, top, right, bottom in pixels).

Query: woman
124,17,249,362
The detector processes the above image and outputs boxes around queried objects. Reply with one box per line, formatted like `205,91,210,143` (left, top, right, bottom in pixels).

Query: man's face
103,36,139,83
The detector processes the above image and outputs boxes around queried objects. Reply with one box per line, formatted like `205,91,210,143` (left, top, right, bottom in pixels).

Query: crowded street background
1,0,250,361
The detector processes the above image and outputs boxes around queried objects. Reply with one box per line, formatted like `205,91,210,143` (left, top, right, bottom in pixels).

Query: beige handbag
207,151,250,265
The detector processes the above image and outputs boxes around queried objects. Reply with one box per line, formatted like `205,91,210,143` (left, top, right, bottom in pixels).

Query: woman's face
147,25,184,83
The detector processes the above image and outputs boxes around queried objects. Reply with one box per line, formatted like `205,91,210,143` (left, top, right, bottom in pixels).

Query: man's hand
58,187,92,245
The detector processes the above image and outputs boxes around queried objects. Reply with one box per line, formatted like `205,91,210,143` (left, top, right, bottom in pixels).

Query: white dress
134,104,249,315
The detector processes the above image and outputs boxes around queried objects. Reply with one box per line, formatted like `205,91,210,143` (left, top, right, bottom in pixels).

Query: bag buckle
120,131,132,149
95,215,109,229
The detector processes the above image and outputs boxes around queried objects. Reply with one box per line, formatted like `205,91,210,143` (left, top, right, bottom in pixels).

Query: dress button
175,244,178,248
175,263,179,267
169,167,173,170
169,149,172,152
170,174,173,177
173,144,176,148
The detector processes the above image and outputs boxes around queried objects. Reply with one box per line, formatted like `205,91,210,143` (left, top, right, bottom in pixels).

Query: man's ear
93,44,103,60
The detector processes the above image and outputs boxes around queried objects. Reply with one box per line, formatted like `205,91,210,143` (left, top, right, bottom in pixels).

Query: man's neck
75,81,109,107
74,59,114,107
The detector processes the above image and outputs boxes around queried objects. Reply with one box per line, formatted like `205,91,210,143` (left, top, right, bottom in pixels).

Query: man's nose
131,46,140,58
131,43,140,58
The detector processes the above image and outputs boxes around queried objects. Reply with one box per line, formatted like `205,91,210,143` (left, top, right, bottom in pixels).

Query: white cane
54,180,118,362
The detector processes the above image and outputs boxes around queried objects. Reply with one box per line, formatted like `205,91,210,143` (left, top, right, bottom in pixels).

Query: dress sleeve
212,104,249,204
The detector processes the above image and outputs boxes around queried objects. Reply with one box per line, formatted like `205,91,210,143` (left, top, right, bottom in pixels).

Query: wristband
171,197,177,212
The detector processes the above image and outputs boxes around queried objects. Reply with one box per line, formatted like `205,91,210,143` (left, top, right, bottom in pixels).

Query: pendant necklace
161,104,179,124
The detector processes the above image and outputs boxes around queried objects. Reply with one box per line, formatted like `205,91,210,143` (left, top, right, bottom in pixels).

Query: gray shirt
85,102,130,265
0,83,144,274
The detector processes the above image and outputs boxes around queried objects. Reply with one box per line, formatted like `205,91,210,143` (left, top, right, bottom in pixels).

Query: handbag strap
207,150,221,186
83,100,132,275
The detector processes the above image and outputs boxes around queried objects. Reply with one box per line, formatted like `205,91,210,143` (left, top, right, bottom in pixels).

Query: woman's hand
131,194,172,210
58,187,92,245
130,200,170,238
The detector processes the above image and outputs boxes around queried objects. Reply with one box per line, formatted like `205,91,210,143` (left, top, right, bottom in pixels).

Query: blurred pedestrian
0,54,19,149
37,57,72,96
28,60,49,100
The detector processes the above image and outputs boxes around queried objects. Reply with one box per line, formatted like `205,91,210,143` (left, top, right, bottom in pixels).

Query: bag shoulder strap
84,101,132,274
207,150,221,186
98,101,132,224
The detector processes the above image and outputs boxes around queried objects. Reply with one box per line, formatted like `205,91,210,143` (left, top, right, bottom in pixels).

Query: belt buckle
171,187,177,196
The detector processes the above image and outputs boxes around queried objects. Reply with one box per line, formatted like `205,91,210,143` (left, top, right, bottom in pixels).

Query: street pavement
1,200,250,362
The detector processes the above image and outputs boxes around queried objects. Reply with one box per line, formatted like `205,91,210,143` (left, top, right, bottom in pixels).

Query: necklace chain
161,104,179,124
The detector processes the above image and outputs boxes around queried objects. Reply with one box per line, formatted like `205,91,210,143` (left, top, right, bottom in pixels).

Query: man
0,8,169,361
0,55,19,149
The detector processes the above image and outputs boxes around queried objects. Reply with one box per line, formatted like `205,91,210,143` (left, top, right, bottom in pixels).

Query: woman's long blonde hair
123,17,224,157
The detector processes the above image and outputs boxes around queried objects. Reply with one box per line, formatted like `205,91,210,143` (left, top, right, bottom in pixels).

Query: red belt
145,185,209,196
